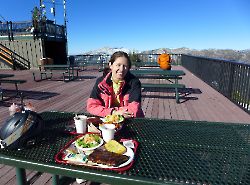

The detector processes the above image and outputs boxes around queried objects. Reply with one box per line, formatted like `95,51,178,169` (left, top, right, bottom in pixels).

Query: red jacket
87,71,144,117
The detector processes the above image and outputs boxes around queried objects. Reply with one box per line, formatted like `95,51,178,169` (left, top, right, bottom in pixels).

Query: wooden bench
0,79,27,101
141,83,186,103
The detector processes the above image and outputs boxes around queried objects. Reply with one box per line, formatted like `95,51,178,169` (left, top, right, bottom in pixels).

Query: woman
87,51,144,118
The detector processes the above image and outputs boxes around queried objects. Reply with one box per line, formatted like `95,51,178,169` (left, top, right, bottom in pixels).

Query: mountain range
83,47,250,64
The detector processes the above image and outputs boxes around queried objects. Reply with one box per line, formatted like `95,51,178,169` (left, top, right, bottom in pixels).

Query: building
0,19,67,69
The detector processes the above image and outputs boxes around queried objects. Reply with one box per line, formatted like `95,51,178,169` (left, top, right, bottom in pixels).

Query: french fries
101,114,124,129
104,114,124,123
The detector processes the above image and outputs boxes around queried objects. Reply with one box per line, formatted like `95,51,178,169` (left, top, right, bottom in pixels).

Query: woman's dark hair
103,51,132,76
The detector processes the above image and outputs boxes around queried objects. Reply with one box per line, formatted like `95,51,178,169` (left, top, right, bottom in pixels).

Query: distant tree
31,6,40,37
32,6,40,21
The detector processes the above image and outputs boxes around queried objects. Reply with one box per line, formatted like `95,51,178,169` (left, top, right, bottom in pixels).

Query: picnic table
0,74,15,79
33,64,81,82
131,69,185,76
131,69,186,103
0,111,249,185
0,73,26,101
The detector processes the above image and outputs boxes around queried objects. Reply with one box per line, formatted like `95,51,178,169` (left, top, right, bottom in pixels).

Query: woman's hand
113,109,134,118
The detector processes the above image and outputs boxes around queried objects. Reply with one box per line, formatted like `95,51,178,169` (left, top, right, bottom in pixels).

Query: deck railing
71,53,182,67
69,53,249,113
0,20,66,40
181,54,250,113
137,53,182,65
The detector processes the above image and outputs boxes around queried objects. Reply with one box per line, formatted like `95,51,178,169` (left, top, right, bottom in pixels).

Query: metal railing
70,53,182,66
0,20,66,40
69,54,109,71
181,54,250,113
0,43,30,69
137,53,182,65
69,53,249,113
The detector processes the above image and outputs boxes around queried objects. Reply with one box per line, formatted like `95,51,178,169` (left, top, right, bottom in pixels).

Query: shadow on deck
142,87,201,103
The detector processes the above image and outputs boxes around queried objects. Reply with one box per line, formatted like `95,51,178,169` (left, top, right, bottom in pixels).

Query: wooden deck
0,66,249,185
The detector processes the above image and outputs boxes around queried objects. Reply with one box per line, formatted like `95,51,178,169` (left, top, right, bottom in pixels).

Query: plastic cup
100,124,115,142
74,115,87,134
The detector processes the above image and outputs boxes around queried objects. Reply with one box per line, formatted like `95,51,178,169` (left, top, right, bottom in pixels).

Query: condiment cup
74,115,87,134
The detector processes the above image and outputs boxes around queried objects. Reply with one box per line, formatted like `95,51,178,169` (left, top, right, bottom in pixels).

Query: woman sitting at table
158,53,172,70
87,51,144,118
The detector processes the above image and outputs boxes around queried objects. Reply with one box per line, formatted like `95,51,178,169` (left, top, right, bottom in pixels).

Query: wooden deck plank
1,168,16,185
31,173,51,185
0,165,13,177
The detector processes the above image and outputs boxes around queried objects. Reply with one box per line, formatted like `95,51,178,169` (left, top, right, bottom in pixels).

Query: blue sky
1,0,249,54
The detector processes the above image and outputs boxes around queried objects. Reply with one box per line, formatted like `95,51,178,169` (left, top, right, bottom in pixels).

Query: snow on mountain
83,47,136,55
81,47,250,64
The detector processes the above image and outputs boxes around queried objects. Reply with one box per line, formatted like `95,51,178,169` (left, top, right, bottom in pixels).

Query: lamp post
51,0,56,24
63,0,69,63
63,0,67,38
39,0,46,58
39,0,46,21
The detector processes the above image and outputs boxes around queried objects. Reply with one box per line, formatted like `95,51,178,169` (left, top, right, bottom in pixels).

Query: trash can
47,58,54,65
39,58,53,70
39,58,48,66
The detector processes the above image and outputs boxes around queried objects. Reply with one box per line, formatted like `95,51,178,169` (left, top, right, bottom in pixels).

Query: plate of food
75,133,103,152
87,146,134,169
55,138,138,172
87,140,134,168
100,114,125,131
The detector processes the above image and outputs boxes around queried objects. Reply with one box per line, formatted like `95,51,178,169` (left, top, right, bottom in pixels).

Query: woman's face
109,56,130,82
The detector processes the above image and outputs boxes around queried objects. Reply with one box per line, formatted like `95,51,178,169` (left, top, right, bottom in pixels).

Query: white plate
115,146,134,168
87,146,134,169
62,140,135,169
75,136,104,152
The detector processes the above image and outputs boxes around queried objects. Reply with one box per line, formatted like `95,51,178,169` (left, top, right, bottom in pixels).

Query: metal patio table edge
130,69,186,76
0,155,171,185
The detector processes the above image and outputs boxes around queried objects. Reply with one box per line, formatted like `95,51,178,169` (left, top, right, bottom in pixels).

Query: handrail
181,54,250,113
70,53,182,66
0,54,12,65
0,20,66,40
0,43,30,69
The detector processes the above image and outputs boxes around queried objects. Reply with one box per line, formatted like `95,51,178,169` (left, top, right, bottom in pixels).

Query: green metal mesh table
0,111,250,185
